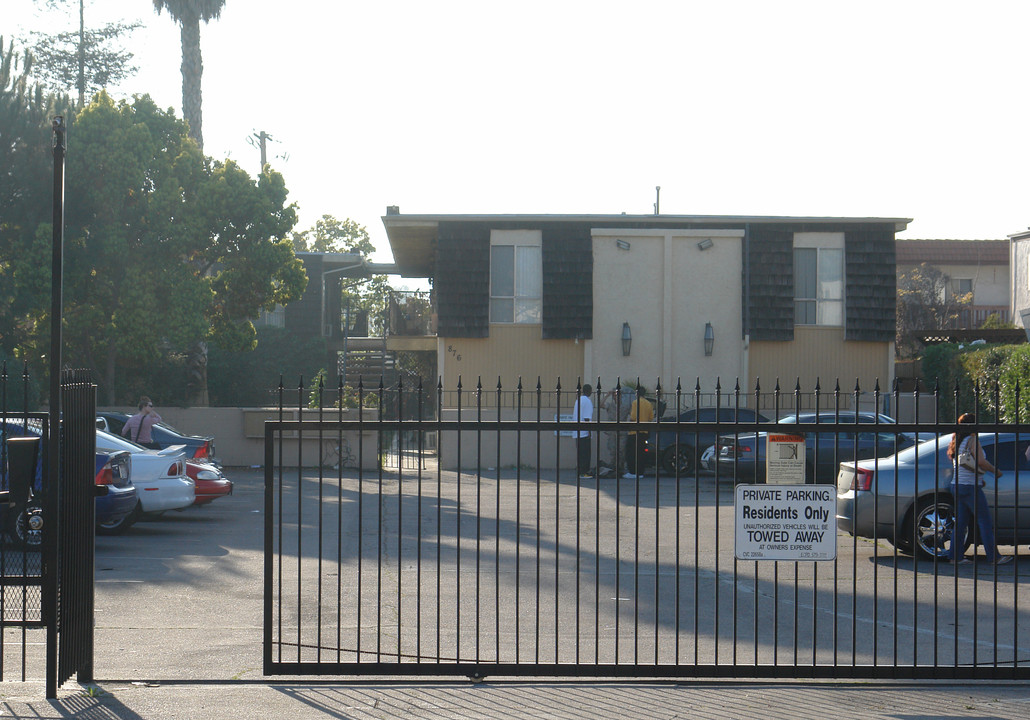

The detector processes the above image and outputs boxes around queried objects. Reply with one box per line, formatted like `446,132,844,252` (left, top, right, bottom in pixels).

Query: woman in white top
945,413,1012,565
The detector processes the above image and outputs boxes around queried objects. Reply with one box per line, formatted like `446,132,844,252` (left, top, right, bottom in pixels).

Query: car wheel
12,501,44,547
661,445,695,475
96,506,138,536
909,497,969,561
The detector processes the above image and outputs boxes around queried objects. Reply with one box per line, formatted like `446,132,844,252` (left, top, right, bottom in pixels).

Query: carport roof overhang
381,213,912,279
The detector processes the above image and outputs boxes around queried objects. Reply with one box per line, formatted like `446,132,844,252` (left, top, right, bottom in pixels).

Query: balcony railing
387,289,434,337
953,305,1009,328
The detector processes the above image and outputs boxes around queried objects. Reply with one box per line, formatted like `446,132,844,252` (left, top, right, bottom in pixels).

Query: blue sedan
94,449,138,535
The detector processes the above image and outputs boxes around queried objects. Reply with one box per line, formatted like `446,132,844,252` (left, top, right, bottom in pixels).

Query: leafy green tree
29,0,141,105
7,92,305,404
896,262,972,358
0,38,73,360
293,215,375,256
152,0,225,149
293,214,389,334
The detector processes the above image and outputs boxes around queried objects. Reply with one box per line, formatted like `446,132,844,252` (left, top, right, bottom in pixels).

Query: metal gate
0,364,97,691
264,378,1030,679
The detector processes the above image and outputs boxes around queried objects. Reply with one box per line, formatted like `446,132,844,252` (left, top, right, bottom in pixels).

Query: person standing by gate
573,383,594,479
623,385,653,479
945,412,1013,565
122,396,163,450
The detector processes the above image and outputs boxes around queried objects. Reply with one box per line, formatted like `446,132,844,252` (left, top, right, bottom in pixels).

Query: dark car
2,420,138,543
713,411,918,484
94,449,139,535
97,411,218,465
642,407,770,475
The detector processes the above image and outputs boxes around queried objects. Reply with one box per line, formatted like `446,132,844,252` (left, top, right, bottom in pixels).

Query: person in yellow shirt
623,386,654,479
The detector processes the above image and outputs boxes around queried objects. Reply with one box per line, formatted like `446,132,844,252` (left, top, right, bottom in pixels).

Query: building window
490,231,542,324
951,278,973,298
794,247,843,326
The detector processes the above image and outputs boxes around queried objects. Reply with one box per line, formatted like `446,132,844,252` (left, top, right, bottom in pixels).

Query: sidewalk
2,678,1030,719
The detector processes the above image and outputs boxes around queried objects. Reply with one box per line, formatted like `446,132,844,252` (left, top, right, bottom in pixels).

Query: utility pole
247,130,275,171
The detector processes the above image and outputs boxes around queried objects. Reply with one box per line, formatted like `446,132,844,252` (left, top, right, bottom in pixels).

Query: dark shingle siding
286,254,324,336
846,227,896,342
435,222,490,338
746,226,795,341
542,223,593,339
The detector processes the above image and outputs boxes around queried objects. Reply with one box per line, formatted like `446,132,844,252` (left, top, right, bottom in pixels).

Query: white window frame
951,277,973,298
490,230,542,325
793,232,844,327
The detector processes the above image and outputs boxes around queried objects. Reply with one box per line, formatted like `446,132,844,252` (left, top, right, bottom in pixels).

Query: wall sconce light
622,322,632,356
697,238,714,251
616,239,631,251
704,322,714,356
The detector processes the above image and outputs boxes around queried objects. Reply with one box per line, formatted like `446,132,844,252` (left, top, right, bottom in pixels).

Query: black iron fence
264,377,1030,679
0,363,96,688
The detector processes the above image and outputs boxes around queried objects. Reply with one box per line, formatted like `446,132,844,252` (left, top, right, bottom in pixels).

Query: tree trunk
179,16,203,149
77,0,85,106
186,340,208,406
104,342,117,406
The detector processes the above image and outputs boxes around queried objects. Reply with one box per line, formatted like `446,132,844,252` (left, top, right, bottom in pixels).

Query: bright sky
7,0,1030,270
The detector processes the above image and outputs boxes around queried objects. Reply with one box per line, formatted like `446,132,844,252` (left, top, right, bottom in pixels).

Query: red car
185,460,232,506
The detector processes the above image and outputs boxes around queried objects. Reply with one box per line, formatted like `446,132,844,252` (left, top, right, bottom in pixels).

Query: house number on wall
447,344,462,362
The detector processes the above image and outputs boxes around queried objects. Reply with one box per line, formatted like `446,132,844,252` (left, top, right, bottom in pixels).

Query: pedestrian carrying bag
957,438,978,472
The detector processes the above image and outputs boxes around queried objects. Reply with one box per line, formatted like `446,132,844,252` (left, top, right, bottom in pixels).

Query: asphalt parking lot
0,468,1028,719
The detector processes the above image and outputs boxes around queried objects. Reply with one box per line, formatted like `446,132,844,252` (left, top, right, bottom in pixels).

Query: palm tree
152,0,224,150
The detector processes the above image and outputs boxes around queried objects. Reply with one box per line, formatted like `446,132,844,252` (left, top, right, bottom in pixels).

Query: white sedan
96,430,195,521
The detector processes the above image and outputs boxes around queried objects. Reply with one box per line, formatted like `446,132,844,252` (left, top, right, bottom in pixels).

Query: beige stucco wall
588,228,746,395
438,325,585,394
748,326,893,398
99,406,379,469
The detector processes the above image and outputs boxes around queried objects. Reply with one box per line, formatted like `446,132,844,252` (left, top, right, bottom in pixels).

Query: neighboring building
252,251,380,386
896,239,1010,328
1009,230,1030,330
381,210,908,406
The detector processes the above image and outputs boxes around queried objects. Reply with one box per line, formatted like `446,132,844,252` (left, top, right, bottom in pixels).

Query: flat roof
381,212,913,278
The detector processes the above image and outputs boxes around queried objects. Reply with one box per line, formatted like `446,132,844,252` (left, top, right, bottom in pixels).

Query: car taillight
167,460,184,477
721,441,750,457
852,467,874,491
95,466,113,485
193,443,210,460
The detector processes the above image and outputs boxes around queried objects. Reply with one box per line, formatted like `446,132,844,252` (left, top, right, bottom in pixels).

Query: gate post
45,115,66,700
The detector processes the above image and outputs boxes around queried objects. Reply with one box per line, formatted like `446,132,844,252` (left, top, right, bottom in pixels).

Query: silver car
837,432,1030,560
